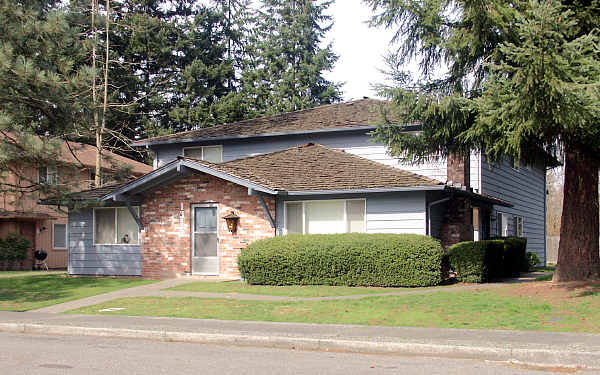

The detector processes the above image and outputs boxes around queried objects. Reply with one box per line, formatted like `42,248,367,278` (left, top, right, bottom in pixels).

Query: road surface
0,333,590,374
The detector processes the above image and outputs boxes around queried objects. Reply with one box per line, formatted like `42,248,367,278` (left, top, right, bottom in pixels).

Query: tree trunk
553,147,600,282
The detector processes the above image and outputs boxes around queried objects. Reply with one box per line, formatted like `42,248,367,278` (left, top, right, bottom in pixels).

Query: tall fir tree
366,0,600,281
241,0,342,116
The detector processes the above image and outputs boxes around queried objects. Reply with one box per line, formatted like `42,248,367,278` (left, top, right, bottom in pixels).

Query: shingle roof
182,143,443,192
132,99,389,146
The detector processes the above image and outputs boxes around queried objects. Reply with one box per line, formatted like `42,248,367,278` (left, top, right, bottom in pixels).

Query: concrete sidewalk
0,311,598,369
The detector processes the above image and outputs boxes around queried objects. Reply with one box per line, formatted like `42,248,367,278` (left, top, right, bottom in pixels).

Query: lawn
0,274,156,311
168,281,424,297
70,281,600,333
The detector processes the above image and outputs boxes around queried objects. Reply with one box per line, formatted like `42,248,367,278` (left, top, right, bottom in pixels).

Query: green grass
69,285,600,333
168,281,423,297
0,275,156,311
535,273,554,281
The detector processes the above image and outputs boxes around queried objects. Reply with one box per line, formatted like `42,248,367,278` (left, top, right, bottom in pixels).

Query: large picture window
94,207,140,245
284,199,366,235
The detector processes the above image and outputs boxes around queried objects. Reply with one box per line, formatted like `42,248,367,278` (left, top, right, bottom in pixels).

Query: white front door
192,204,218,275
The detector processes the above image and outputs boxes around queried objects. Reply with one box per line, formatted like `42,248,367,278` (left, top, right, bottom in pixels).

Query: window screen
305,201,345,234
286,202,303,234
346,200,365,233
117,207,139,244
95,209,116,244
202,146,222,163
183,147,204,159
53,224,67,248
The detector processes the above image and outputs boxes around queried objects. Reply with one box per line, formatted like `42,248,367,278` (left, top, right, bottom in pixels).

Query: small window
53,223,67,249
94,207,140,245
497,212,509,237
514,216,524,237
285,199,366,235
38,166,58,184
183,145,223,163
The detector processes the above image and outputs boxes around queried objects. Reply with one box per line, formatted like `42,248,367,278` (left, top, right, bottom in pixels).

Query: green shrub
238,233,444,287
449,237,529,282
524,251,540,271
0,233,31,268
447,240,504,283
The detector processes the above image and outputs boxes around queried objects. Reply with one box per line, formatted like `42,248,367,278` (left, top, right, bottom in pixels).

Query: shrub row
0,233,31,269
447,237,528,283
238,233,444,287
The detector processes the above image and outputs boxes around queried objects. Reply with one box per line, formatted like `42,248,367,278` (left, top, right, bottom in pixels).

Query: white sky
323,0,397,100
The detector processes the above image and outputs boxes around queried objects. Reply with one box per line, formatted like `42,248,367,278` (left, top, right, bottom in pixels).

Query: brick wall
140,172,276,278
447,152,470,187
440,196,474,250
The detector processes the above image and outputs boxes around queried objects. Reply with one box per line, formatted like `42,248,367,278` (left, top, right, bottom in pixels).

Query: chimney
447,152,470,188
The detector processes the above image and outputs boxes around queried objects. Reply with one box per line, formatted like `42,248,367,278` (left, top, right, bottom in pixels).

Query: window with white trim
284,199,366,235
38,166,58,184
53,223,67,249
497,212,509,237
514,215,524,237
94,207,140,245
183,145,223,163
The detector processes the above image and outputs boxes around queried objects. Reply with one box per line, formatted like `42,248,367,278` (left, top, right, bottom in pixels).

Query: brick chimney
441,152,473,251
447,152,470,188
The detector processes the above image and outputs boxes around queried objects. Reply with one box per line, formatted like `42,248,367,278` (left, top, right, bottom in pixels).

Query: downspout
427,197,450,237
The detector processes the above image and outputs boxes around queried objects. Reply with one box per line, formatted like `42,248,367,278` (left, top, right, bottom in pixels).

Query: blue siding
481,155,547,262
68,209,142,276
275,192,427,236
150,131,465,185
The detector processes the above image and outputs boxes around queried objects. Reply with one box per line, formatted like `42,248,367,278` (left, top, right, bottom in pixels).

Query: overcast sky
323,0,397,100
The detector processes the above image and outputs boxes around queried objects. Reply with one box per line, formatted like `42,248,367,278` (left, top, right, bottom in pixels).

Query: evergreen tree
0,0,91,196
242,0,342,116
366,0,600,281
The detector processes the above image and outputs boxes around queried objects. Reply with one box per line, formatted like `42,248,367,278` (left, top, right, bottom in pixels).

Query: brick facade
447,152,470,187
140,172,276,278
441,152,474,250
440,196,474,250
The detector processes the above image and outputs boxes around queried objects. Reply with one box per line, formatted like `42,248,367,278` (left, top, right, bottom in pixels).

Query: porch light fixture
223,211,240,233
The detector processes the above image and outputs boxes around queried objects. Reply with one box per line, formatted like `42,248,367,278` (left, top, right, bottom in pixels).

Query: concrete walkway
32,272,551,313
0,310,598,368
0,270,65,278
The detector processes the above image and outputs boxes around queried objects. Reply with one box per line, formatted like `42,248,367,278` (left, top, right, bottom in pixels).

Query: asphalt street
0,332,595,375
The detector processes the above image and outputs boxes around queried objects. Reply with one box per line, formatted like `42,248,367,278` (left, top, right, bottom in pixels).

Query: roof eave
132,126,379,147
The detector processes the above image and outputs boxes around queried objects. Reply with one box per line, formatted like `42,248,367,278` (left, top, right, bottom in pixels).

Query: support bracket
126,201,144,230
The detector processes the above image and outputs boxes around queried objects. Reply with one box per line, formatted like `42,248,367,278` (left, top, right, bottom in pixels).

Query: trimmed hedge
0,233,31,270
448,237,528,283
238,233,444,287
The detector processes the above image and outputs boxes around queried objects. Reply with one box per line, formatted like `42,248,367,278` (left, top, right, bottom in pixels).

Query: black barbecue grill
33,249,48,271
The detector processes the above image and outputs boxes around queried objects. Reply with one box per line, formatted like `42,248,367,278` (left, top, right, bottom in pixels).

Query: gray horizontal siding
68,209,142,276
275,192,427,236
152,131,483,192
481,155,546,262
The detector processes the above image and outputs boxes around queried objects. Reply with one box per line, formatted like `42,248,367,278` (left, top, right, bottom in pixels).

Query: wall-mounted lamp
223,211,240,233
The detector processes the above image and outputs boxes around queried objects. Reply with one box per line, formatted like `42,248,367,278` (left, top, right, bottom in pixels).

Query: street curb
1,322,598,368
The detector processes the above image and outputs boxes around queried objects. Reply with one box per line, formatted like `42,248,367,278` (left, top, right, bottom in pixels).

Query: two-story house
61,99,546,278
1,138,152,269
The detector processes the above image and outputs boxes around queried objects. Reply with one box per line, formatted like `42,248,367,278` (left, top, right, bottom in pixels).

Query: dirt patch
498,281,600,302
